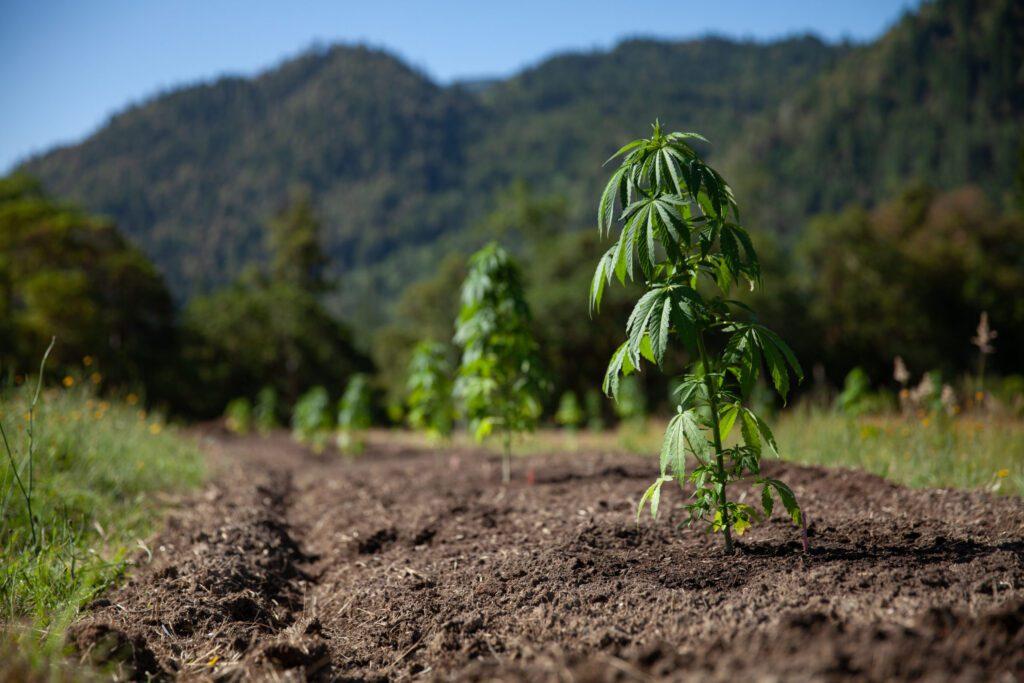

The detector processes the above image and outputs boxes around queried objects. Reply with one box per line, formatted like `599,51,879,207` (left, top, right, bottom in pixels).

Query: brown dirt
69,428,1024,681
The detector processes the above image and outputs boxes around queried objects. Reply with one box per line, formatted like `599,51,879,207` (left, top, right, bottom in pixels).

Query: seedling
592,122,804,552
337,374,372,453
405,341,457,440
454,243,547,483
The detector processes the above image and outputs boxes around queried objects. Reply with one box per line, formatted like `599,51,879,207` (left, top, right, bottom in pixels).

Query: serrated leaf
602,342,628,398
717,402,739,442
649,296,672,366
637,477,669,521
740,408,762,454
680,409,710,462
751,410,779,455
761,483,774,517
768,479,800,525
588,247,614,314
604,139,645,166
759,336,790,401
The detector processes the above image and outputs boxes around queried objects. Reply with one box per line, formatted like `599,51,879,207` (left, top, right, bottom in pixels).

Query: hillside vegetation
6,0,1024,413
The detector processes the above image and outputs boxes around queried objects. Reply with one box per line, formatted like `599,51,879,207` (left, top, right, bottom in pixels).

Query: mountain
19,0,1023,331
728,0,1024,233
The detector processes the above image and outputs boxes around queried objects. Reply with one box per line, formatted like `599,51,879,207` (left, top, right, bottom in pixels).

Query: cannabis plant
224,397,253,435
405,340,457,439
337,374,372,453
592,122,803,552
253,386,279,435
555,391,584,432
291,386,332,452
454,243,547,482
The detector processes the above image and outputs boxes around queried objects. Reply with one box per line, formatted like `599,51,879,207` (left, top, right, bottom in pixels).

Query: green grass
1,378,204,671
772,409,1024,496
598,409,1023,496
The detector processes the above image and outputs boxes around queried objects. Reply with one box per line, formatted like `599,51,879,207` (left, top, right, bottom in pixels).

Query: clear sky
1,0,919,172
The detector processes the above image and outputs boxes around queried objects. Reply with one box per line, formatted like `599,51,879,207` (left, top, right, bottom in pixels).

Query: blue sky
1,0,919,171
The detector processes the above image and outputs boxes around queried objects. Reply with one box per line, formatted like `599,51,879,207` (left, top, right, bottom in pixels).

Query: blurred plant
337,374,372,453
454,243,548,483
836,368,871,416
555,391,584,432
972,311,997,399
584,389,606,432
592,122,802,552
291,386,332,452
253,386,279,435
1,338,54,549
405,341,456,440
613,376,647,424
223,397,253,435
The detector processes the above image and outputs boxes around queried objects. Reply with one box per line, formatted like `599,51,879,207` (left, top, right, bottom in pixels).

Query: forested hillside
728,0,1024,234
20,0,1023,330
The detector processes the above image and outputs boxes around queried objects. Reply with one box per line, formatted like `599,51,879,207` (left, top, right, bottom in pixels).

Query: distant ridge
20,0,1023,329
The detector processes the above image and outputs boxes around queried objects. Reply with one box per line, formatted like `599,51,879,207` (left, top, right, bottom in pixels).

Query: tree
0,173,178,402
592,123,803,553
267,190,329,294
183,283,370,415
454,243,547,482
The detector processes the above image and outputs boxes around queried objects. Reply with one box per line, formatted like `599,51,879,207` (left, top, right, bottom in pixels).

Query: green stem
697,333,733,554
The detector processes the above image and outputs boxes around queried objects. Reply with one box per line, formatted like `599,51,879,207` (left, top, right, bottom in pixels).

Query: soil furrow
69,431,1024,681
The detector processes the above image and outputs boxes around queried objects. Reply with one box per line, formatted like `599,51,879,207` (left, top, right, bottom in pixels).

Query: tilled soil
70,429,1024,681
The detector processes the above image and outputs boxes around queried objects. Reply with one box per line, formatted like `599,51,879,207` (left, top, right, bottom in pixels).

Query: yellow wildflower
83,355,93,367
149,423,162,435
997,469,1010,478
126,393,139,406
90,372,102,385
62,375,75,388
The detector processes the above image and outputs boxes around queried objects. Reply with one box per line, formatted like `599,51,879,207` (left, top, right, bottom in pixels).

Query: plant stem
697,333,733,554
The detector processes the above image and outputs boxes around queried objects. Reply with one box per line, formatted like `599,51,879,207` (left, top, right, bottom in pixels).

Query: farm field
4,1,1024,679
68,428,1024,680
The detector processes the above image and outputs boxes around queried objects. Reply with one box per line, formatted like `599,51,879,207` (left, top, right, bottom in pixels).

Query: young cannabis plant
253,386,279,435
455,243,547,483
337,374,372,453
592,122,804,553
405,340,457,440
224,397,253,435
291,386,332,452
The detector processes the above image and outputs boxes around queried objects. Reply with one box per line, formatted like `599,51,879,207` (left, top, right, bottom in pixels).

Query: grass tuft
1,380,204,669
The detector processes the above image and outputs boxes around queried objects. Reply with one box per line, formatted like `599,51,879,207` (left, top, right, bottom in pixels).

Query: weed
592,122,803,552
454,243,548,483
405,341,456,440
337,374,372,453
